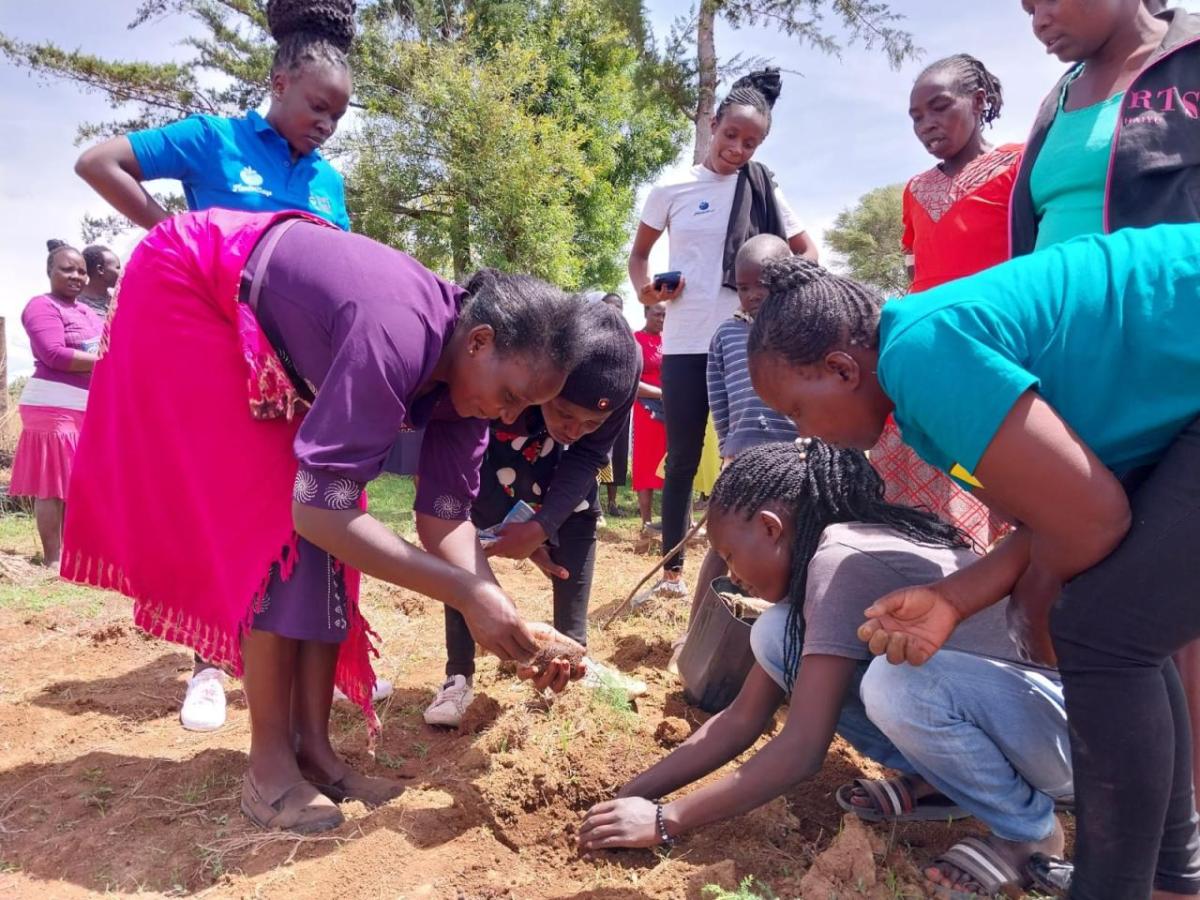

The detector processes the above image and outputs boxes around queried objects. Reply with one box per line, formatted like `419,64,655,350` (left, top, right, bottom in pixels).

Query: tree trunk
451,196,471,282
692,0,718,165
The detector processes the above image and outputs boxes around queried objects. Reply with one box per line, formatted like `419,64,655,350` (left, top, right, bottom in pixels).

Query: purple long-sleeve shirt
21,294,103,392
249,221,488,520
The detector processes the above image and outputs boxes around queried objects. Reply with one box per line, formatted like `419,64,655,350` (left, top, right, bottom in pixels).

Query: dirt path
0,532,1015,899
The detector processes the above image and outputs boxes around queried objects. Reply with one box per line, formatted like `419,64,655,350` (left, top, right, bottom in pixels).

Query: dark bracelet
655,802,676,847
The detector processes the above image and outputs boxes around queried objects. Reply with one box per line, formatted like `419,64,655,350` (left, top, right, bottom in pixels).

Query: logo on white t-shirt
694,200,713,216
232,166,272,197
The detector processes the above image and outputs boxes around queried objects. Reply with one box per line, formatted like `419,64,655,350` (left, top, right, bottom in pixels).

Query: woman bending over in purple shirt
61,209,588,834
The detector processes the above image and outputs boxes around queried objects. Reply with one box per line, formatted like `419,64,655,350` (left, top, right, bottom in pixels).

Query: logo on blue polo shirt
232,166,272,197
694,200,712,216
309,193,334,216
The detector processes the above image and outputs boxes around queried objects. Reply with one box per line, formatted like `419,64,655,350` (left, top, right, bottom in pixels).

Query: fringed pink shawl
62,209,379,734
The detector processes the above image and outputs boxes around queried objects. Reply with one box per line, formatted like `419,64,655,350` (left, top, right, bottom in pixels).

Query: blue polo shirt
128,110,350,230
877,223,1200,487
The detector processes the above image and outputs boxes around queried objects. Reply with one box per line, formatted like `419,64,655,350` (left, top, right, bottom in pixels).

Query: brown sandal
240,774,344,833
308,769,405,808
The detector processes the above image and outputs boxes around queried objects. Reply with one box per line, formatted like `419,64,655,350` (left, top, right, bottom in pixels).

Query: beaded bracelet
655,802,676,847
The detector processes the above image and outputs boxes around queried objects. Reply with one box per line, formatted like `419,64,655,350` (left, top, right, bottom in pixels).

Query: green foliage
716,0,916,66
352,0,688,284
1,0,688,286
824,182,909,296
702,875,776,900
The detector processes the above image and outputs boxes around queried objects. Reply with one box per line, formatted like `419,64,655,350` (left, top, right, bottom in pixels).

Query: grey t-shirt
800,522,1050,671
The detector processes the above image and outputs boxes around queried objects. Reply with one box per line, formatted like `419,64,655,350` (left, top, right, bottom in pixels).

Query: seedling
702,875,776,900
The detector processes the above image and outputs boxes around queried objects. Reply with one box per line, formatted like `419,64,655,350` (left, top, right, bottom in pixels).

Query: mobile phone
652,271,682,291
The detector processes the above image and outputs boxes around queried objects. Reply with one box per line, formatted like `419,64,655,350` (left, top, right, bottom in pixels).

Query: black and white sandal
836,775,971,823
927,836,1030,899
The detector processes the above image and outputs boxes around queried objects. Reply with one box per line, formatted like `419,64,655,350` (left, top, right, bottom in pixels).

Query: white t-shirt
640,164,804,355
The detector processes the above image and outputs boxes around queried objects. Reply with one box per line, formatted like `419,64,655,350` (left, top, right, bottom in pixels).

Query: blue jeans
750,604,1072,843
862,651,1072,843
750,604,913,772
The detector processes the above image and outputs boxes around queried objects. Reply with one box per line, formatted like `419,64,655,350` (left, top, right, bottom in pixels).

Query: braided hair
747,257,883,366
918,54,1004,127
716,67,782,132
710,440,967,692
46,239,79,274
266,0,356,76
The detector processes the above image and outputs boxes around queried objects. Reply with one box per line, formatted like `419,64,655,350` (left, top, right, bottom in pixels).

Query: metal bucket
677,576,765,713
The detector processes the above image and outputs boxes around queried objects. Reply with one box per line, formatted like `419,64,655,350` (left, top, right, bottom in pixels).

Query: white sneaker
581,658,647,699
653,577,688,597
632,576,688,609
423,675,474,727
181,667,227,732
333,677,394,704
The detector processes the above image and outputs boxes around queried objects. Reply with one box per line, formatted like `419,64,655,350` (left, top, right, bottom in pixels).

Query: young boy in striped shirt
666,234,801,673
707,234,799,461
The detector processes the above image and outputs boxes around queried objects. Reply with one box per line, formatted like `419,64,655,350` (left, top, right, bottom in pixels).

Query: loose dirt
0,527,1065,898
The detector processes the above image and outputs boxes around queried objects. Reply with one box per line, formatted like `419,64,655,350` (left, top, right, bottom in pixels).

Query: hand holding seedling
858,583,961,666
515,622,587,693
461,582,539,663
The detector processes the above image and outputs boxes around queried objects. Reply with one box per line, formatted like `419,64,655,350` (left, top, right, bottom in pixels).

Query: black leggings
661,354,710,572
1050,417,1200,898
444,511,597,678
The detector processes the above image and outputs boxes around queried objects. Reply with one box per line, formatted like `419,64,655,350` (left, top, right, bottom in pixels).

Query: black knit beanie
559,300,641,413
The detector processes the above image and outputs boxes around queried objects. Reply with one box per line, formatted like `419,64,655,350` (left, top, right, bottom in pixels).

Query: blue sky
2,1,1197,374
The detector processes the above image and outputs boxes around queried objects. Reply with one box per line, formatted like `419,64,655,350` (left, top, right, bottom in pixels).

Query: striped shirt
707,315,798,456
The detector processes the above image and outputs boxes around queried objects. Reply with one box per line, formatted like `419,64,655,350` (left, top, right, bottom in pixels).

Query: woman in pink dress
11,241,103,567
632,302,666,531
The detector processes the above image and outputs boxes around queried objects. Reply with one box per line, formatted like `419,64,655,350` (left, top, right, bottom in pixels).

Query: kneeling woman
62,209,583,833
579,442,1071,897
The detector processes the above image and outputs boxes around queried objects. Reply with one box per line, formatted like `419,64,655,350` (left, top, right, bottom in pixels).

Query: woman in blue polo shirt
75,0,352,232
74,0,356,733
743,227,1200,899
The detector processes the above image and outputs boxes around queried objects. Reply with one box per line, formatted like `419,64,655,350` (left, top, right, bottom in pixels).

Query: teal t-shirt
877,223,1200,487
1029,70,1122,251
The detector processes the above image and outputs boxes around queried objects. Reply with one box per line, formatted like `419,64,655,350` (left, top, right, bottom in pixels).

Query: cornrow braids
710,440,967,692
716,67,782,131
920,54,1004,126
267,0,356,76
747,256,883,367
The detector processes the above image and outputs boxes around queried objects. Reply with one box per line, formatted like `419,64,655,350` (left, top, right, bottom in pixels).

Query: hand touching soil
515,622,588,693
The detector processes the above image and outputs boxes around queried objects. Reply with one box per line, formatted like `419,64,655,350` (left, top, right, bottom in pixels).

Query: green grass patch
702,876,775,900
367,474,416,534
0,512,41,556
0,579,104,615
